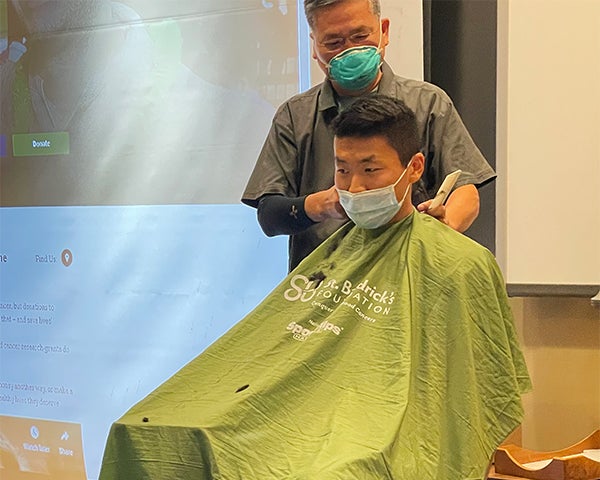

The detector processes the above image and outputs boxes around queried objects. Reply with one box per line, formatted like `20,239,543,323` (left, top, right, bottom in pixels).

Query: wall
512,297,600,451
496,0,600,451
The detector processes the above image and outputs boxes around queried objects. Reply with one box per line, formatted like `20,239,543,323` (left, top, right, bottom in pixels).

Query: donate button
13,132,70,156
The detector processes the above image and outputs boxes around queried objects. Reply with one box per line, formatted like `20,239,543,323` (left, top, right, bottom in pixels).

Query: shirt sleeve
419,86,496,196
256,194,316,236
386,75,497,200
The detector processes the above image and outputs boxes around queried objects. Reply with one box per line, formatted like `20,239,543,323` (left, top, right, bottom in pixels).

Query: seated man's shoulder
414,213,495,266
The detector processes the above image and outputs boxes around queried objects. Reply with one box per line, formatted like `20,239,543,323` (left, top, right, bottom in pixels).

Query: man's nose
348,176,368,193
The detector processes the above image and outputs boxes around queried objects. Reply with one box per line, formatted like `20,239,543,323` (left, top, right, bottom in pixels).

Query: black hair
331,94,421,167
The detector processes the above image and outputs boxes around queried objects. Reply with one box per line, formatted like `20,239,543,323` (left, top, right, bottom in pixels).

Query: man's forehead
336,135,390,155
311,0,379,31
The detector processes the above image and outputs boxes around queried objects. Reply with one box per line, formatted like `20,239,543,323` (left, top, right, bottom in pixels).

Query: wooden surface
490,430,600,480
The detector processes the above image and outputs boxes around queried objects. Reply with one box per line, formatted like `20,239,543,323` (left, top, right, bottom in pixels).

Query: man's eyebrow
321,26,372,40
335,155,377,164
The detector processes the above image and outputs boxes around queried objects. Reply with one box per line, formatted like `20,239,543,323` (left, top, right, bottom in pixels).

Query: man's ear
310,32,318,60
408,153,425,183
381,18,390,47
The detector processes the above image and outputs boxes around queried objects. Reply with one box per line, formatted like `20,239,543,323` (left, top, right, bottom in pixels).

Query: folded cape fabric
99,211,531,480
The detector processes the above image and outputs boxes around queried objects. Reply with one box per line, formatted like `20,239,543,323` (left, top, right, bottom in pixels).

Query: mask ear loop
395,157,414,204
373,19,384,69
375,18,384,54
312,39,331,73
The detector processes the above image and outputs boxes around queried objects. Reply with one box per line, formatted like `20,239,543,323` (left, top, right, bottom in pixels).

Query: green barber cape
99,211,531,480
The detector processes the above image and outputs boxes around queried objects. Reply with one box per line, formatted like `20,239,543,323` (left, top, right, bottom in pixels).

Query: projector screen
0,1,423,478
0,2,292,478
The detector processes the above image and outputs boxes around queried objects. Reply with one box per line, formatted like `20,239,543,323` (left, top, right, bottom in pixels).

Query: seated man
98,95,531,480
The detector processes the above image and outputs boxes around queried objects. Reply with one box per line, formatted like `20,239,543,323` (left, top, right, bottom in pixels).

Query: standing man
242,0,496,271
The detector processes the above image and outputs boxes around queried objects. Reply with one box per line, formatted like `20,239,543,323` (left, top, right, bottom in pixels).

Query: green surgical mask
328,45,382,91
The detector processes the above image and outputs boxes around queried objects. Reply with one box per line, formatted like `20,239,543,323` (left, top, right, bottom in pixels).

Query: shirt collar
318,77,338,112
377,61,395,94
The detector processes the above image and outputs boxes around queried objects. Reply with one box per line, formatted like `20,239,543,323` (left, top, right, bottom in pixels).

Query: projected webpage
0,1,297,478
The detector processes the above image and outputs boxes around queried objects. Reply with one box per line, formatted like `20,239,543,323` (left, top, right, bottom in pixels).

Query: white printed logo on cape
283,274,396,342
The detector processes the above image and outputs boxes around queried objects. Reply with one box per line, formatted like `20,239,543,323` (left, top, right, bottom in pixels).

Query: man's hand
417,184,480,233
417,200,448,226
304,186,348,222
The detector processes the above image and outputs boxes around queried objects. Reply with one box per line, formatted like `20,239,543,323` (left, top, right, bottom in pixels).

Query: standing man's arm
256,187,347,237
412,85,495,232
417,184,479,232
243,100,347,238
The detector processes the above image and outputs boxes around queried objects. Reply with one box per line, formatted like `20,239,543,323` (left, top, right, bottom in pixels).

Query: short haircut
331,94,421,167
304,0,380,29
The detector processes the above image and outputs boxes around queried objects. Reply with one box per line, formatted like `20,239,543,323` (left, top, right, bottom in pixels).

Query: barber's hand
417,200,448,226
304,186,348,222
418,185,479,232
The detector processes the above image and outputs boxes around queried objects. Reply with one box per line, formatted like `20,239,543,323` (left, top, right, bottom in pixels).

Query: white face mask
337,160,413,229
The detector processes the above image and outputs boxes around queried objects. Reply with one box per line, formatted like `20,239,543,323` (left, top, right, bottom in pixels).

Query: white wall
380,0,423,80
